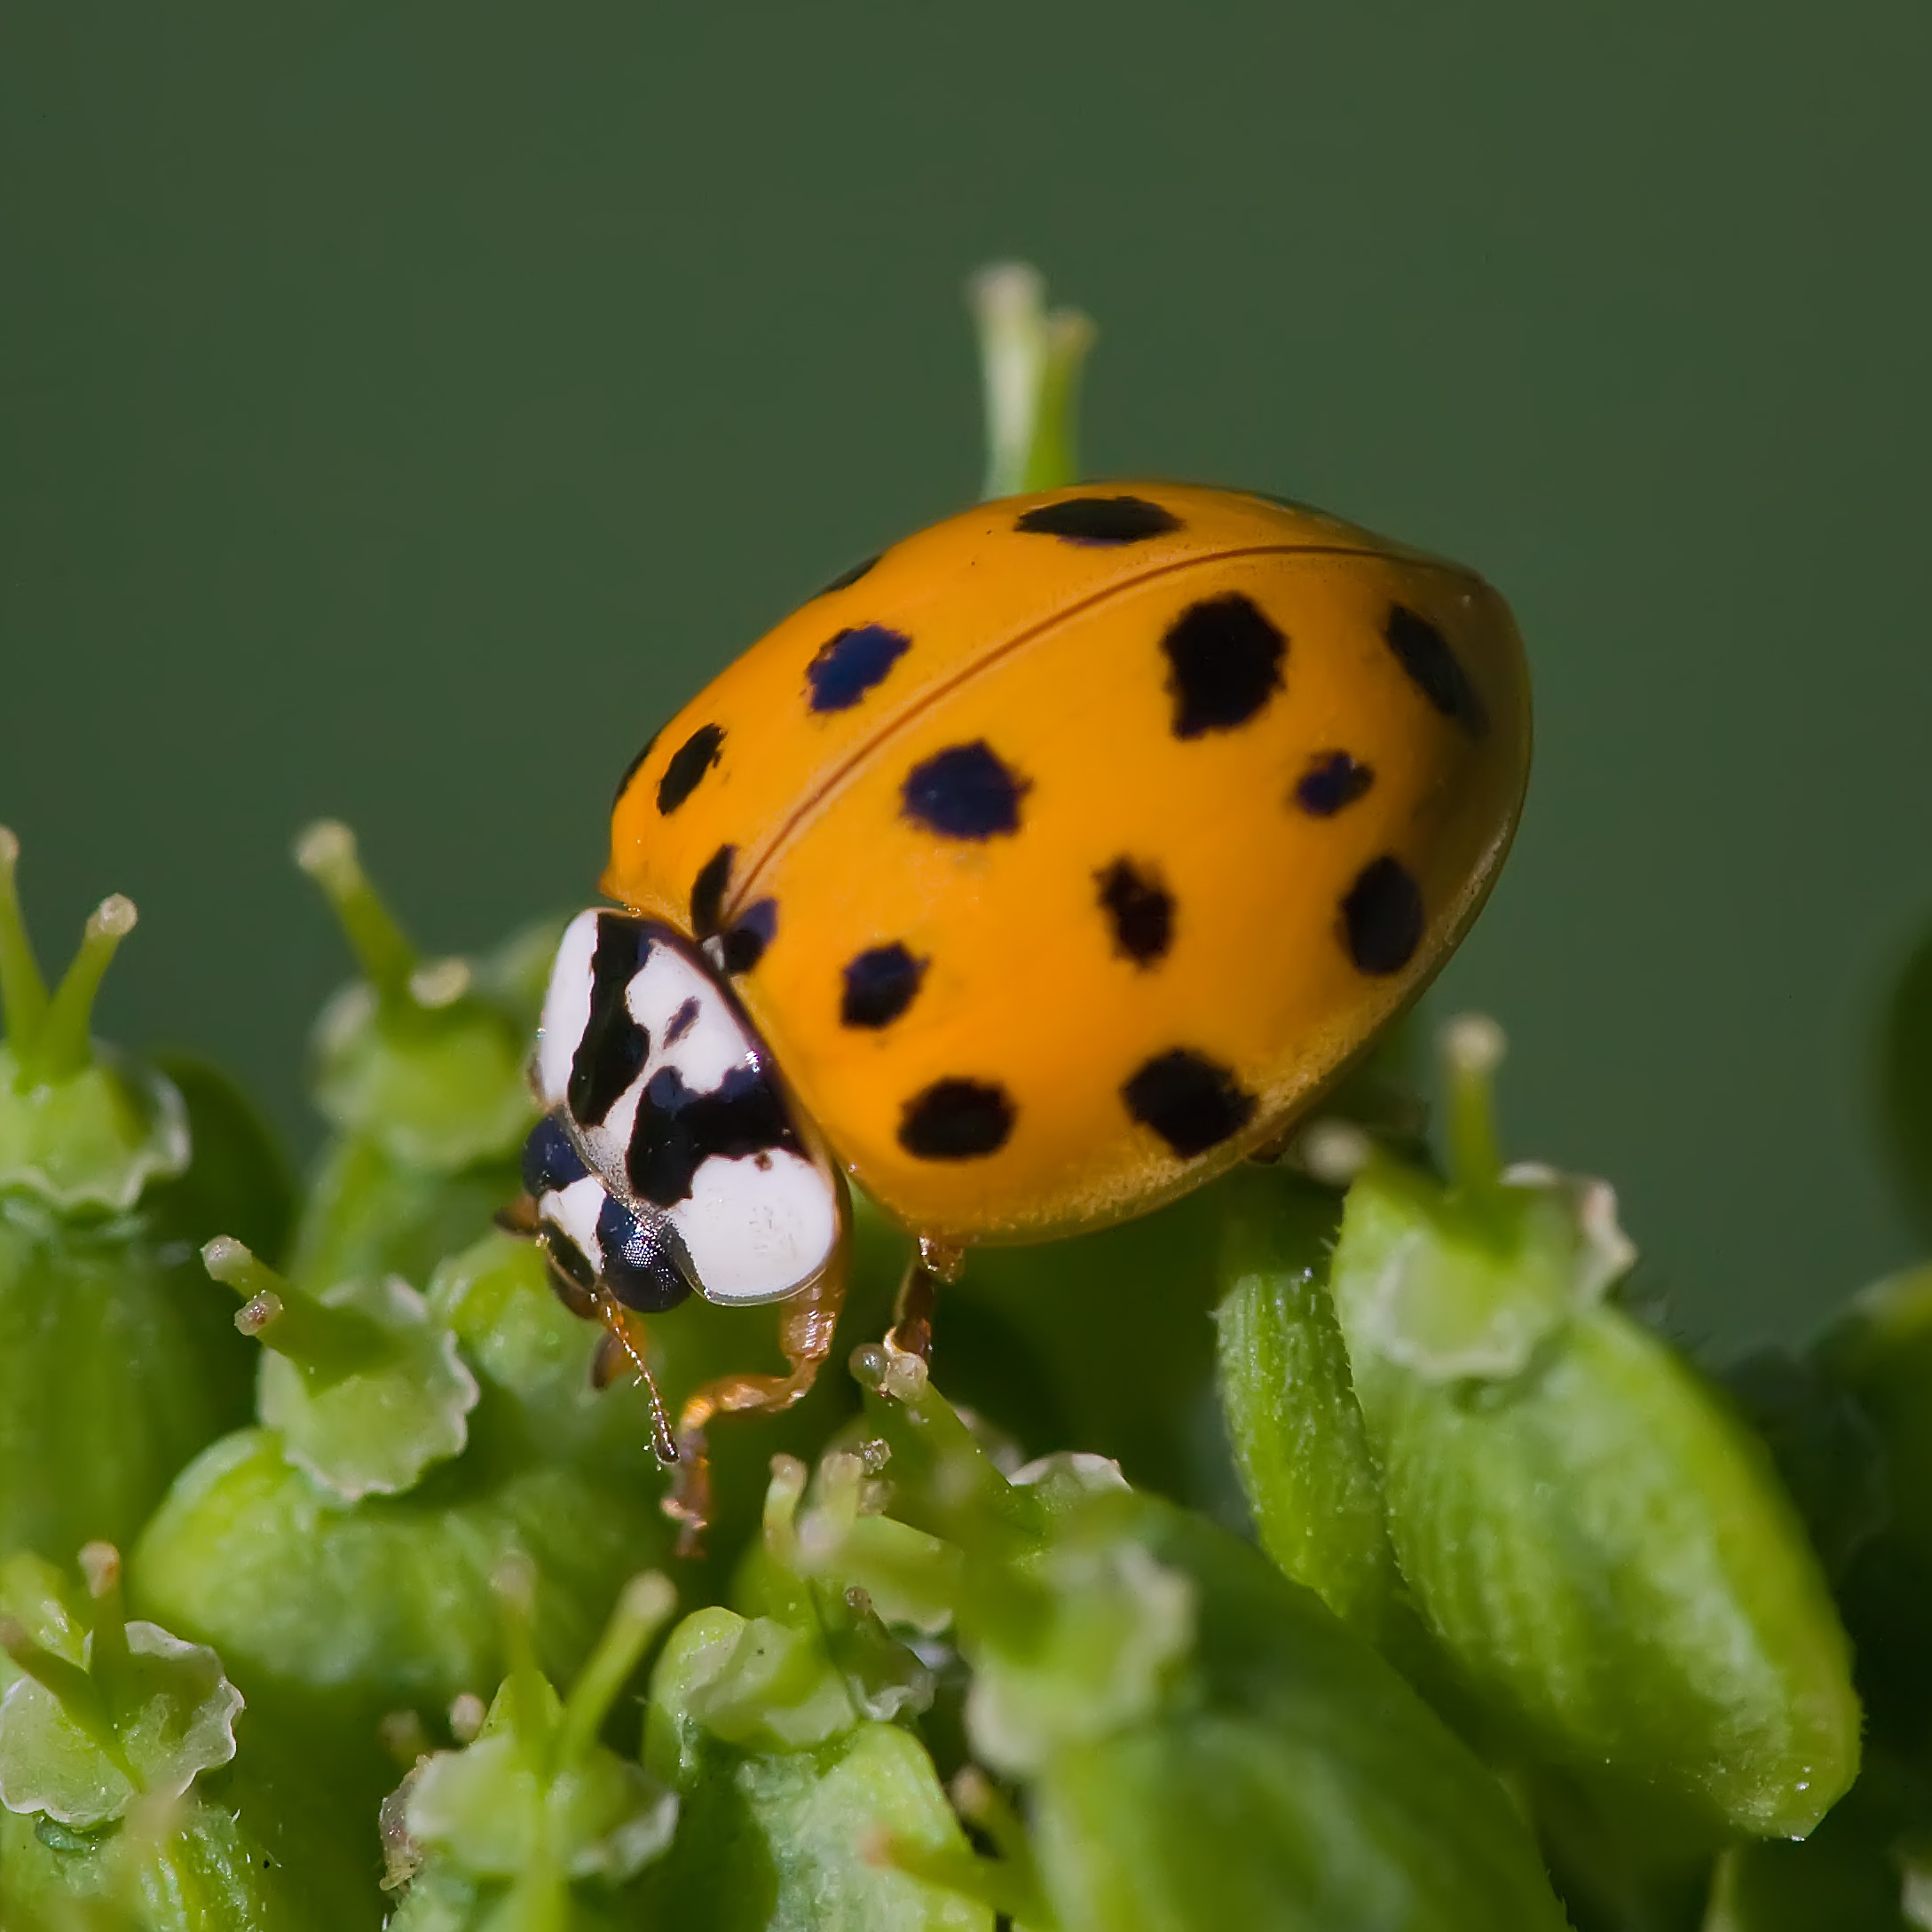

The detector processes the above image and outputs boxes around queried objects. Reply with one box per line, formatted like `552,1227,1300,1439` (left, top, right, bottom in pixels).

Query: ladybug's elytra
518,483,1530,1538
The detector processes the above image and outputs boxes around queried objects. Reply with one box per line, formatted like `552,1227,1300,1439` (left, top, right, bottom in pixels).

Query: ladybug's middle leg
886,1234,965,1361
660,1249,849,1558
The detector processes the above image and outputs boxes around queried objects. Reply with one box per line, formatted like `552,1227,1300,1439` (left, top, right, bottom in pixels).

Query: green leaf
1211,1163,1392,1634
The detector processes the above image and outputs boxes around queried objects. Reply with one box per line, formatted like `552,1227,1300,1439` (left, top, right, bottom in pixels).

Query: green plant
0,263,1922,1929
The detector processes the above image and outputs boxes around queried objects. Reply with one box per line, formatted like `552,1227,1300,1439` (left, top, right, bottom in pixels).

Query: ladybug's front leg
662,1248,850,1558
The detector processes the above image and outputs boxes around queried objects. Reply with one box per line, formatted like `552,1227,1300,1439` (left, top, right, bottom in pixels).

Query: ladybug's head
520,910,845,1321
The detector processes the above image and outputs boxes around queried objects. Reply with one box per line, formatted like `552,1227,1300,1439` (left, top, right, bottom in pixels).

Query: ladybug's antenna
593,1300,678,1464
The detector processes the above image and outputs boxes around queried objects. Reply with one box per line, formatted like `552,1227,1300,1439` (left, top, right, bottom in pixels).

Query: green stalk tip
294,819,417,1001
19,895,136,1084
1022,304,1096,493
1440,1012,1508,1196
0,826,51,1053
202,1236,389,1375
491,1556,553,1777
555,1573,676,1769
76,1542,130,1709
966,262,1093,499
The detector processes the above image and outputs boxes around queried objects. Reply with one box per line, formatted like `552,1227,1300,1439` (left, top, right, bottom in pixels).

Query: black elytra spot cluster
1162,594,1287,739
1341,856,1424,975
721,897,777,975
841,942,927,1029
901,741,1029,840
1295,751,1375,817
1094,857,1173,967
898,1076,1015,1160
690,844,735,938
658,722,726,816
568,915,652,1127
1014,495,1182,544
1382,603,1489,737
806,624,912,714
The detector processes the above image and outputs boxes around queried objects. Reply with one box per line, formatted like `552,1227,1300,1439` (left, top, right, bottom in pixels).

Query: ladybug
520,483,1529,1537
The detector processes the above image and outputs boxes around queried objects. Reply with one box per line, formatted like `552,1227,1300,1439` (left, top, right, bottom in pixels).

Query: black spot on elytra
1341,856,1424,975
522,1111,588,1198
664,997,700,1046
1383,603,1488,737
1014,495,1182,544
627,1062,801,1208
612,729,660,808
595,1191,692,1312
690,844,736,938
567,915,651,1126
1161,594,1286,738
815,553,882,596
807,624,912,713
1295,751,1375,817
840,943,927,1029
902,742,1029,840
1095,857,1173,967
1123,1049,1258,1159
657,723,726,815
722,898,777,974
898,1078,1015,1160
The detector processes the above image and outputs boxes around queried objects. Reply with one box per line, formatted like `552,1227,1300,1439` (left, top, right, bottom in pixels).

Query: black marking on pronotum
1294,751,1375,817
1161,594,1286,739
657,722,726,815
1094,857,1173,967
690,844,736,939
1383,603,1489,737
840,942,927,1029
806,623,912,714
897,1077,1015,1160
815,553,882,597
522,1111,588,1198
664,997,700,1046
567,915,651,1127
626,1062,802,1209
595,1192,692,1313
722,897,777,975
901,741,1029,840
1123,1048,1258,1159
1014,496,1182,544
612,728,660,808
1341,856,1425,975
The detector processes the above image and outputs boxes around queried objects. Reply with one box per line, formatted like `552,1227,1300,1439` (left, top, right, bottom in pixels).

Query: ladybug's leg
661,1250,849,1558
886,1235,965,1361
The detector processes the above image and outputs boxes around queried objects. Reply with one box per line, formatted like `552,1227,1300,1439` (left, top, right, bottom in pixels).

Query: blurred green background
4,0,1928,1348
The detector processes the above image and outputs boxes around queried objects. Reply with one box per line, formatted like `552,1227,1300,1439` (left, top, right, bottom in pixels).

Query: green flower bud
832,1360,1571,1932
638,1455,988,1931
384,1565,678,1930
0,834,258,1561
288,822,555,1290
0,1545,344,1932
1328,1014,1860,1838
206,1237,477,1500
1810,1266,1932,1760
